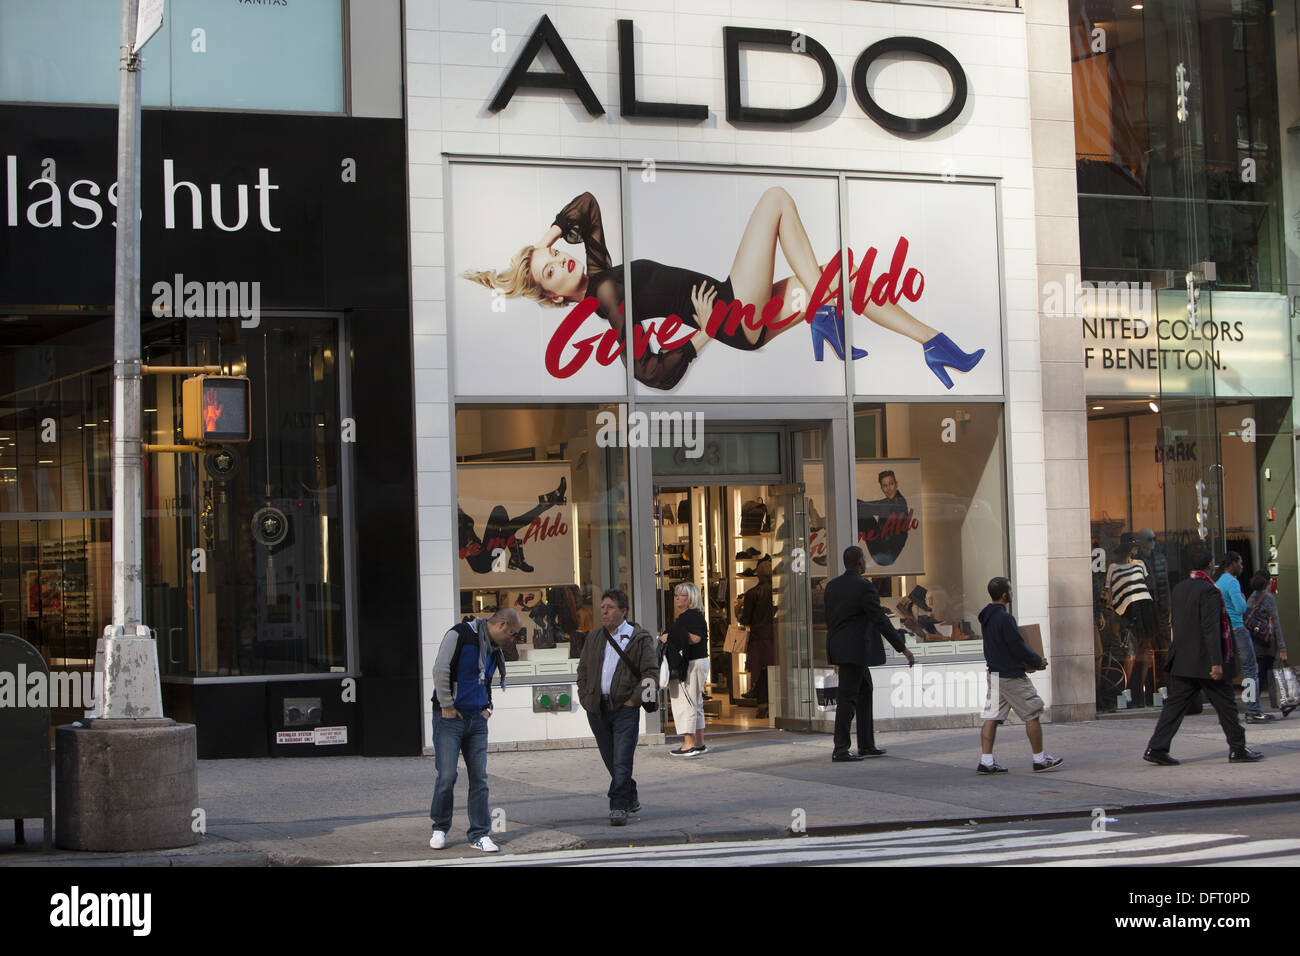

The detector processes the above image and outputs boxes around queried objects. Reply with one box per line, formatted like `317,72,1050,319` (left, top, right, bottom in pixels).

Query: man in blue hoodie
428,606,519,852
1216,551,1272,723
977,577,1062,774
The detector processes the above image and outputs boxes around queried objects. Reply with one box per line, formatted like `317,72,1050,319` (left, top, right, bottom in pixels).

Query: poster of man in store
857,460,923,575
456,461,577,590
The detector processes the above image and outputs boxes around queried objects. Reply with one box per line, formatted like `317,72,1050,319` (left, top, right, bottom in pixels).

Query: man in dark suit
1144,547,1262,765
824,546,914,761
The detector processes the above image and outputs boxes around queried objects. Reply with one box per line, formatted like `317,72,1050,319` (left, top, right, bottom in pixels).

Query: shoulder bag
603,628,658,713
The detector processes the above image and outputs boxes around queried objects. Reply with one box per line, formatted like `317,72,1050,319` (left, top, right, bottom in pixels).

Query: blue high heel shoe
922,333,984,389
810,305,867,362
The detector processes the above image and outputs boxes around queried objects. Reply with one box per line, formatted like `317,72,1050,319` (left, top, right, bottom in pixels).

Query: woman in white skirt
661,583,710,756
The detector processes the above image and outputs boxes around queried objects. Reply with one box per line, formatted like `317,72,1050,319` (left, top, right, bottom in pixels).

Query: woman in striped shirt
1107,535,1159,706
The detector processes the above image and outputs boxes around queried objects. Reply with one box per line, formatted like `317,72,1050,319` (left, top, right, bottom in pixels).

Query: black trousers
1146,673,1245,754
833,663,874,754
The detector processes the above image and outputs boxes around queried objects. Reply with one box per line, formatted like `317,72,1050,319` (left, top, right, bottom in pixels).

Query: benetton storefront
0,104,419,757
409,1,1061,748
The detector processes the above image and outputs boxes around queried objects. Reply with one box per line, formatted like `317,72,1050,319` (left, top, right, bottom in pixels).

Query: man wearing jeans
576,589,659,826
1217,551,1274,723
428,607,519,852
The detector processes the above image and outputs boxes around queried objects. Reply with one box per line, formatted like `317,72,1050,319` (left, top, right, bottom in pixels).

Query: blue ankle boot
922,333,984,389
810,305,867,362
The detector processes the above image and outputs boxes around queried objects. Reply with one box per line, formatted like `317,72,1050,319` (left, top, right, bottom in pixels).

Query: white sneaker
428,830,447,850
470,835,499,853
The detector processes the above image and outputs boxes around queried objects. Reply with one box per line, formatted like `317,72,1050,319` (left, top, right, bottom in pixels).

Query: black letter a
488,15,604,116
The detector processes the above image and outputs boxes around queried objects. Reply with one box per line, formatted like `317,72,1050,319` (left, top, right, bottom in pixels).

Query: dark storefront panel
1,106,418,757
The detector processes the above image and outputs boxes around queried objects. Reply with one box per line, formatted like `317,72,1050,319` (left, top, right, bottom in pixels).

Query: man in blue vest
428,606,520,852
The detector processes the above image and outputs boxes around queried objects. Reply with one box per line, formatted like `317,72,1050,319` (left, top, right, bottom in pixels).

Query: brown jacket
576,621,659,713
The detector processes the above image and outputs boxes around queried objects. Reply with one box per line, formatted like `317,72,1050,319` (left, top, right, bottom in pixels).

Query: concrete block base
55,719,199,851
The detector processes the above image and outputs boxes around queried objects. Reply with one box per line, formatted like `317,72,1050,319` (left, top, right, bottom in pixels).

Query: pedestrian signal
182,375,251,443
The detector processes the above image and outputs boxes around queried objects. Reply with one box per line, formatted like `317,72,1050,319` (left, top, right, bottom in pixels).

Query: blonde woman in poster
464,188,985,390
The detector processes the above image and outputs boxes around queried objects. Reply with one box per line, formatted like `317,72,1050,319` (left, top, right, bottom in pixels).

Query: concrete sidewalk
3,713,1298,866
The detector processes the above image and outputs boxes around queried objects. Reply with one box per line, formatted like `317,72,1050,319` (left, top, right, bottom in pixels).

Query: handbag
724,624,749,654
603,628,658,713
1271,665,1300,717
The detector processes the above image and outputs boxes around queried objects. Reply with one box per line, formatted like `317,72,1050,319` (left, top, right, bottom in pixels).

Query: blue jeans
1232,627,1262,715
587,701,640,811
430,711,490,840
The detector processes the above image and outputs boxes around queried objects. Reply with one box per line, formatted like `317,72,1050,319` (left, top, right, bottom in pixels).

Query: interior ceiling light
1148,401,1160,413
1131,3,1144,9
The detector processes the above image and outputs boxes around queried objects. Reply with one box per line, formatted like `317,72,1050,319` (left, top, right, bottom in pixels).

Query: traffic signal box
182,375,252,443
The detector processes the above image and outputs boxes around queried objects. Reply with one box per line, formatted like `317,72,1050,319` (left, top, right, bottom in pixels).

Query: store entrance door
650,422,830,737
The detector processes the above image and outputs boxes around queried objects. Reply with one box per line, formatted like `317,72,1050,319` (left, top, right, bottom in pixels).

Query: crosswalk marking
347,823,1288,868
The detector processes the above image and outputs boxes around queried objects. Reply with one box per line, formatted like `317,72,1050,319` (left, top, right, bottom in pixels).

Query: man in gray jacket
576,589,659,826
428,606,519,852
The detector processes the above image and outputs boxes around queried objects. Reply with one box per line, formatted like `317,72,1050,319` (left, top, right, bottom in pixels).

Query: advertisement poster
456,461,578,589
845,179,1003,397
857,460,924,575
450,163,1006,399
627,170,844,397
449,164,627,397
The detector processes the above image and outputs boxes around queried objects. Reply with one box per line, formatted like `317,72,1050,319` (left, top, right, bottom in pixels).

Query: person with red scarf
1144,547,1262,765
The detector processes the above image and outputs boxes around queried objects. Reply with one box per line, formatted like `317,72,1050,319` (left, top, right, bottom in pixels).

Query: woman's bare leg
861,300,938,344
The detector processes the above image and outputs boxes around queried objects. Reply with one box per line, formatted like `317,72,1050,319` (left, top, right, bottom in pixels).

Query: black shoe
668,747,692,757
832,751,865,762
539,476,567,505
976,761,1008,774
1143,749,1180,766
735,546,761,559
1245,713,1275,723
1032,755,1063,772
859,747,886,757
609,809,628,826
1229,747,1264,762
627,800,641,813
508,546,534,573
1283,705,1297,718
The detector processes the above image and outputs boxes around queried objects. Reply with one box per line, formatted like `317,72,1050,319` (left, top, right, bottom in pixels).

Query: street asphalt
2,711,1298,866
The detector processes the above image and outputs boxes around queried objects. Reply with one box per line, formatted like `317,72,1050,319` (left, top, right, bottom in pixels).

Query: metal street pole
89,0,164,719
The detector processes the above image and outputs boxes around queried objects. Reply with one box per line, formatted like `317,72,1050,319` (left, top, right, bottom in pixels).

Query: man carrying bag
577,588,659,826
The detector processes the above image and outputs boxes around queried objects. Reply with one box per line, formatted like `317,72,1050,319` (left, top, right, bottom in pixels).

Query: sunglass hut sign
489,16,968,134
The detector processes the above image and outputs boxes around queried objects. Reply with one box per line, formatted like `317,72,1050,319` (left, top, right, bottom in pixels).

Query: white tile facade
407,0,1053,744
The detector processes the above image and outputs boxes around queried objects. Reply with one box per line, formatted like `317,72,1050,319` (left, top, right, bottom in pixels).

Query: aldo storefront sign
488,15,968,135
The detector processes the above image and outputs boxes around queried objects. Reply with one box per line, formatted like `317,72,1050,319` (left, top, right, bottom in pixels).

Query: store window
1085,398,1292,711
454,405,632,667
844,402,1010,663
0,0,344,113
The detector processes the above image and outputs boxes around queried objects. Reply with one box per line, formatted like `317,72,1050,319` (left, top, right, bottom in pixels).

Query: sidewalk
3,713,1298,866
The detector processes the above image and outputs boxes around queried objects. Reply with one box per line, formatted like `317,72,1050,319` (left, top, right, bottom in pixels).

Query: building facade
0,1,421,757
409,0,1094,748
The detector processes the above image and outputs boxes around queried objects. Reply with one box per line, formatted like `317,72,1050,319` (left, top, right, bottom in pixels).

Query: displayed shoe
1229,747,1264,762
738,568,756,578
735,546,761,559
921,332,985,389
831,751,865,762
1245,713,1275,723
507,545,534,573
428,830,447,850
538,475,567,505
690,745,709,756
976,761,1008,774
627,800,641,814
669,746,693,756
1143,749,1180,766
741,689,757,699
907,585,932,614
609,809,629,826
1032,754,1063,772
470,835,500,853
859,746,886,757
810,304,868,362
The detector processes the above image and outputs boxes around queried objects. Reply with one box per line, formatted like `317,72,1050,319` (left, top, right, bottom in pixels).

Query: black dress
552,193,771,391
665,607,709,682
